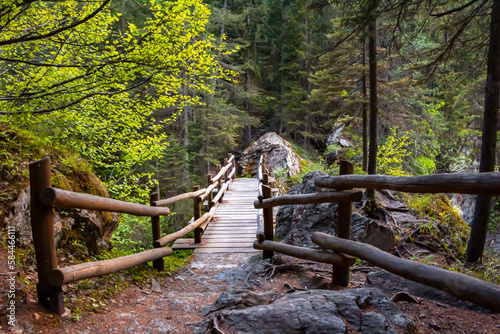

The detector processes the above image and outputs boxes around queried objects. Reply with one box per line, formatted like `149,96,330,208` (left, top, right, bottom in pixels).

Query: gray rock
276,172,395,251
152,319,171,333
151,278,161,292
360,312,397,334
211,268,247,285
206,288,414,334
222,292,347,334
357,220,396,252
275,171,338,248
239,132,301,177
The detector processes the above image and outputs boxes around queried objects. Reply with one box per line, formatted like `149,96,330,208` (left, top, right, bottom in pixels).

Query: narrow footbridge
173,178,259,253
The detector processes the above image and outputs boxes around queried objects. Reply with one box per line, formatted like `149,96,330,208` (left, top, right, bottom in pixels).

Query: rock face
275,171,396,251
205,288,415,334
275,171,338,247
5,186,119,254
239,132,301,177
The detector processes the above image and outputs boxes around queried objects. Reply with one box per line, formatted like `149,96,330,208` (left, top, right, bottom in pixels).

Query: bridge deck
172,178,259,253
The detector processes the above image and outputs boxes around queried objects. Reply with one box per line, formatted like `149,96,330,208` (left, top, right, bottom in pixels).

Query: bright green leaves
0,0,234,201
377,128,413,177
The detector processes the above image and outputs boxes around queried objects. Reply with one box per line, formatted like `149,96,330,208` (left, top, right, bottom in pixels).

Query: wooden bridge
172,178,259,253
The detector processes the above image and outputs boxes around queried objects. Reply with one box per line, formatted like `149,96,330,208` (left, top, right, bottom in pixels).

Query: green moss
51,169,72,191
403,193,470,257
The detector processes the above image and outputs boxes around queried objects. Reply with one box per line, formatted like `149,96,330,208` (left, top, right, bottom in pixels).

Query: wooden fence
252,159,500,312
29,154,236,314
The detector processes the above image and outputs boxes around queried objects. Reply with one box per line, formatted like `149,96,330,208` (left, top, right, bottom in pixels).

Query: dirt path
3,252,256,333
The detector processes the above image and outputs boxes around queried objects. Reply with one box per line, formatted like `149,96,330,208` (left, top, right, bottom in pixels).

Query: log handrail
49,247,173,286
154,188,206,206
311,232,500,313
200,182,217,201
154,214,210,247
40,187,170,216
253,240,355,267
314,172,500,195
211,180,230,206
253,190,363,209
210,161,232,183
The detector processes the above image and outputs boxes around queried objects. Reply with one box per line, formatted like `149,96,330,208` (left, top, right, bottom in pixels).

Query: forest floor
1,248,499,334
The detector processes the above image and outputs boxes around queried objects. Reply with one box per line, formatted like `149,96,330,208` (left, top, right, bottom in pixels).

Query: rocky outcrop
203,288,415,334
5,186,119,255
275,171,396,251
239,132,301,177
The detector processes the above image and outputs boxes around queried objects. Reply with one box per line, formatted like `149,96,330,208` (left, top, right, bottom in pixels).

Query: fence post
217,164,222,193
150,192,165,271
262,153,267,174
29,157,65,315
193,185,203,243
332,160,354,286
224,158,228,180
207,174,213,211
262,173,274,259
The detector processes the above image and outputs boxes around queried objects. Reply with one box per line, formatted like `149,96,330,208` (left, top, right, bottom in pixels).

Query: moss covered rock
1,124,119,255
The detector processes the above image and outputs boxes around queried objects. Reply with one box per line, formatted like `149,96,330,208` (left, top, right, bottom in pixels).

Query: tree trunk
366,17,378,199
278,1,284,135
362,39,368,172
466,0,500,263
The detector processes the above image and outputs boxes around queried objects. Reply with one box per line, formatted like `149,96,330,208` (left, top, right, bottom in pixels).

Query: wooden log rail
254,159,356,285
41,187,170,216
29,152,236,315
253,240,355,267
312,233,500,313
50,247,173,286
253,157,500,306
314,173,500,195
253,190,362,209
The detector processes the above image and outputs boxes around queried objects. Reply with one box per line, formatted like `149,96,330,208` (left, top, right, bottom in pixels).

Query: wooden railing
254,159,359,285
29,153,236,314
252,160,500,312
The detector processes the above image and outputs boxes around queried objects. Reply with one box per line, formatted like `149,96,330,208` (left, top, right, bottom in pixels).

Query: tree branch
0,0,112,46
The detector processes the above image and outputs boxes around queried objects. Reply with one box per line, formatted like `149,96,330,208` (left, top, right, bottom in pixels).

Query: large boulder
275,171,396,251
203,288,415,334
239,132,301,177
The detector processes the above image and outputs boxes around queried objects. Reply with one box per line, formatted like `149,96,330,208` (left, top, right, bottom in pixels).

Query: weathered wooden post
224,158,229,181
332,160,354,286
232,159,236,180
193,185,203,243
150,192,165,271
262,173,274,259
29,157,65,315
262,153,267,174
217,164,222,194
207,174,213,211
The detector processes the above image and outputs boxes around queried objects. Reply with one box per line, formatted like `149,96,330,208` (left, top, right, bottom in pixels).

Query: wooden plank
196,247,257,253
202,232,256,237
205,227,257,231
202,235,256,240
